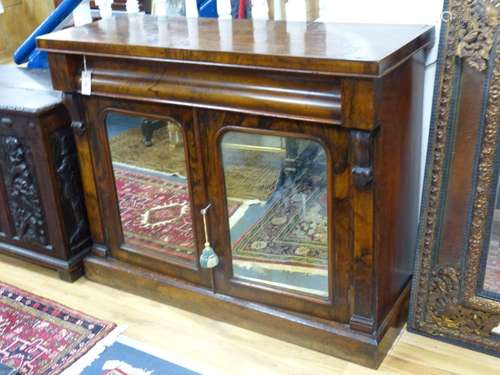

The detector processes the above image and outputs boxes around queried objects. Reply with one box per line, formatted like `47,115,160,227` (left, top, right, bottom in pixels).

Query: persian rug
114,166,241,262
109,126,282,201
76,336,203,375
232,173,328,269
222,148,282,201
109,126,188,178
0,282,117,375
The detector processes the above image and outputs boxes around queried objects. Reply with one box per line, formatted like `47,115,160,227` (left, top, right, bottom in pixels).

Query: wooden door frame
199,108,353,323
80,96,213,287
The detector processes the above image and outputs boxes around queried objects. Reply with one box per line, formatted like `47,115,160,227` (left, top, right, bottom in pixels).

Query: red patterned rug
115,166,241,262
0,282,116,375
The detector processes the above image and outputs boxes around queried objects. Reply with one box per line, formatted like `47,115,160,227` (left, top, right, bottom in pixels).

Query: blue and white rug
64,335,205,375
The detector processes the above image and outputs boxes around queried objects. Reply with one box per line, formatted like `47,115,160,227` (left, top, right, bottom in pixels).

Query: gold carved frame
409,0,500,355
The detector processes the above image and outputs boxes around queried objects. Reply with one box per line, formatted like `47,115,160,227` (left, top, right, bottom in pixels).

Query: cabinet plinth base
84,255,409,369
0,241,89,283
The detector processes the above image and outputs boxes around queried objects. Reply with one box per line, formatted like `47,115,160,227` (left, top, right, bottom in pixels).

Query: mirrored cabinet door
220,131,329,298
105,111,197,266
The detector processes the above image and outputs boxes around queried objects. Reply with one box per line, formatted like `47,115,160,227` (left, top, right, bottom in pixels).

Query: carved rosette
51,129,90,250
0,136,49,246
411,0,500,352
456,0,498,71
425,267,499,337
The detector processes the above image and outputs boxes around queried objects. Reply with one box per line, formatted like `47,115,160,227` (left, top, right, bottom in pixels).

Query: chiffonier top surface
37,15,433,77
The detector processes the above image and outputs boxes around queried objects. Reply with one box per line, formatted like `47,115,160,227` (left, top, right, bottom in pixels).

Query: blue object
27,50,49,69
197,0,218,17
0,362,18,375
81,340,201,375
199,244,219,268
13,0,83,65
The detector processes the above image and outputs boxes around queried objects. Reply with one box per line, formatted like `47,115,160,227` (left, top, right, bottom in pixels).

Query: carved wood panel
51,128,90,251
0,135,49,246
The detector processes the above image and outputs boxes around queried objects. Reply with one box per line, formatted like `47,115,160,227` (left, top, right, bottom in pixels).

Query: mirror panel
220,131,329,297
484,176,500,296
106,112,196,264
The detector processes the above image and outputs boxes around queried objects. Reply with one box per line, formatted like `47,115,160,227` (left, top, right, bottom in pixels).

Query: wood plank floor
0,254,498,375
0,54,14,65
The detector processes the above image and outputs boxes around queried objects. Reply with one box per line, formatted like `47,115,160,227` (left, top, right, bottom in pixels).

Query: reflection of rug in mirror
114,166,241,262
223,149,282,201
110,126,188,177
232,175,328,270
109,125,282,201
484,212,500,294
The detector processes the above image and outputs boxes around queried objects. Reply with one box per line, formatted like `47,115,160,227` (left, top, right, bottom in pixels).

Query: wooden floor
0,254,499,375
0,54,14,65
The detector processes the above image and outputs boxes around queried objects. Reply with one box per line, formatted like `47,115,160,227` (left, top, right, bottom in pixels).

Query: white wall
317,0,445,199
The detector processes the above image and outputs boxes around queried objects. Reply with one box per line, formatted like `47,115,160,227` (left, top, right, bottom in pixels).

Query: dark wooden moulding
38,15,434,368
0,67,91,281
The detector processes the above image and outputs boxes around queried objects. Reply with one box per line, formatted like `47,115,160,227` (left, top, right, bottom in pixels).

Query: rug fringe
61,325,128,375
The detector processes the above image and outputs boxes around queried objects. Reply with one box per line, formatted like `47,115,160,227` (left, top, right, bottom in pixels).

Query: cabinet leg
58,266,83,282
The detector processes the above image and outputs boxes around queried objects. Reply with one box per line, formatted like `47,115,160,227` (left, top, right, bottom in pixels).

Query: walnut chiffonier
38,15,433,367
0,67,91,281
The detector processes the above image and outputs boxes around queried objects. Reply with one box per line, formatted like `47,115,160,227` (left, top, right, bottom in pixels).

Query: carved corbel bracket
350,130,374,190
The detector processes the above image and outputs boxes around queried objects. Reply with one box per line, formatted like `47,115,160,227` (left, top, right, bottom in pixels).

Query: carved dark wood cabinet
39,16,433,367
0,68,91,281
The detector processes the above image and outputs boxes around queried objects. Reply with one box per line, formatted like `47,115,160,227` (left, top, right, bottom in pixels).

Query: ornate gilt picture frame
409,0,500,355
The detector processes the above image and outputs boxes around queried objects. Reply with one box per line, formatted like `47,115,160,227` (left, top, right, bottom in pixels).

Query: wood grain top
37,15,434,77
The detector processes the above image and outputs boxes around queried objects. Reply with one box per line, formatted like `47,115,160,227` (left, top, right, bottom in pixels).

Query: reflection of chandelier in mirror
0,0,4,15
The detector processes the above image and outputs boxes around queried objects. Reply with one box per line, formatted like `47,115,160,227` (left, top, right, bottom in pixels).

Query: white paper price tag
81,70,92,96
